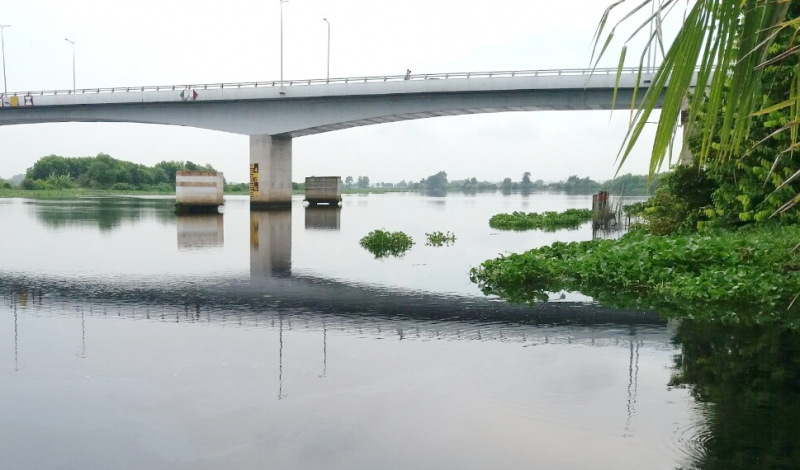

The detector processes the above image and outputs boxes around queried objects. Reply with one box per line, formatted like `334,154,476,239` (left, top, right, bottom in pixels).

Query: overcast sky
0,0,683,184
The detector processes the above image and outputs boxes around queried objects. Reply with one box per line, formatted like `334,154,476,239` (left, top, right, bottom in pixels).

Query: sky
0,0,684,184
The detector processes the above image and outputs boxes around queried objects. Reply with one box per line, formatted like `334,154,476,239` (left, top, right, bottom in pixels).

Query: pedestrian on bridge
404,69,411,80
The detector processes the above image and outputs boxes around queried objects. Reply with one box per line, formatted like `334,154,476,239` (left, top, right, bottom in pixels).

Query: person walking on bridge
404,69,411,80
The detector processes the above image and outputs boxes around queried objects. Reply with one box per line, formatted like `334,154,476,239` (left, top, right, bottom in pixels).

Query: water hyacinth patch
469,225,800,323
489,209,592,231
425,231,456,247
359,229,414,258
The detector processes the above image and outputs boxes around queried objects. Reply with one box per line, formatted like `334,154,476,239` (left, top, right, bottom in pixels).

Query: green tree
356,176,370,188
601,173,661,196
345,176,354,188
86,159,117,188
520,171,534,192
596,1,798,210
422,171,448,192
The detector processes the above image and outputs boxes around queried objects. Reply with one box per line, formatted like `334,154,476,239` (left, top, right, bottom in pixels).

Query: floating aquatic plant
425,231,456,247
359,229,414,258
489,209,592,231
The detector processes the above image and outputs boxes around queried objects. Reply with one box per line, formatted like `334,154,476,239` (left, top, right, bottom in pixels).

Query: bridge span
0,68,661,208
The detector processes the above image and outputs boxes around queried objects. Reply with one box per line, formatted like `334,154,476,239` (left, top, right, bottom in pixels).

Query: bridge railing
10,67,653,97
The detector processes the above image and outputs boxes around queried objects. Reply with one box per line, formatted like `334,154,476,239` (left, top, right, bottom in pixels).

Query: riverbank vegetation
470,225,800,322
342,172,659,195
471,2,800,324
15,154,217,192
489,209,592,231
6,154,661,197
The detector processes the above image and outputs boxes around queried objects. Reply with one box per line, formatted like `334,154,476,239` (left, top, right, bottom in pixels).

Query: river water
1,193,797,469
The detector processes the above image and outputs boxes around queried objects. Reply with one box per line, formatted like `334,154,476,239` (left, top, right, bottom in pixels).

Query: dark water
1,194,797,469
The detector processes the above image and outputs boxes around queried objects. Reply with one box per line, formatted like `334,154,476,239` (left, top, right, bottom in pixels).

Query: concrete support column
250,134,292,209
679,102,693,165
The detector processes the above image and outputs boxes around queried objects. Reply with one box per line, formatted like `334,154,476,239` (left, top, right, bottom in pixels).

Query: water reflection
250,210,292,278
32,197,174,231
670,321,800,470
304,205,341,231
1,279,669,347
176,214,224,249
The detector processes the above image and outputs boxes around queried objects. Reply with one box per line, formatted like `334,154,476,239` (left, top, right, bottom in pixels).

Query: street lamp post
323,18,330,81
0,25,10,97
280,0,289,86
64,38,76,91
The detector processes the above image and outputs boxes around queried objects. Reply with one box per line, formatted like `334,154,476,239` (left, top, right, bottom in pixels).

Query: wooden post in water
592,191,610,229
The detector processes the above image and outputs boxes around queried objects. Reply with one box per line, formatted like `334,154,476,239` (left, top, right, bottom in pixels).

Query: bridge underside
0,88,650,137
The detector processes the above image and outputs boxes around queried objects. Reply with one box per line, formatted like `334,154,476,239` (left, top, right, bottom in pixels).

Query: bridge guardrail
8,67,657,97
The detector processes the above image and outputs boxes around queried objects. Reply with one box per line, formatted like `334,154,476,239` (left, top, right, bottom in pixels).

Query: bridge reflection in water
3,203,672,415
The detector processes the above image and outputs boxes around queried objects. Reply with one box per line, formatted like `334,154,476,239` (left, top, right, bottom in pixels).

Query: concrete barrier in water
304,176,342,206
175,171,224,213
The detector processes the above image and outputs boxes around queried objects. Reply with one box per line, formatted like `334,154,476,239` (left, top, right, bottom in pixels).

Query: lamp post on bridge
280,0,289,87
323,18,330,81
64,38,76,91
0,24,10,97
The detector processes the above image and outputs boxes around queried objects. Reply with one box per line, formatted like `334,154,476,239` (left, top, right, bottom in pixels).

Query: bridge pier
250,134,292,210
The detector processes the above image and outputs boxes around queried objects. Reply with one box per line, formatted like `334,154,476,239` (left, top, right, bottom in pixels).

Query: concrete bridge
0,68,661,208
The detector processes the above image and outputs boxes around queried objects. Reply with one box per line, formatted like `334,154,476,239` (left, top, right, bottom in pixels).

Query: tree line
3,154,660,196
15,154,217,191
343,171,660,196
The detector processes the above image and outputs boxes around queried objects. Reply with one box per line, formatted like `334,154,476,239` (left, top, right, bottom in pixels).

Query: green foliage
356,176,370,189
549,175,601,193
0,179,13,189
359,229,415,258
447,177,498,192
696,36,800,227
469,225,800,321
595,1,798,177
420,171,448,193
225,182,249,192
601,173,661,196
489,209,592,231
634,164,716,234
425,231,456,247
21,154,216,191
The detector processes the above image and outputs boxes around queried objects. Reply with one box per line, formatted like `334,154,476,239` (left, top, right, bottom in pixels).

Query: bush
635,164,715,234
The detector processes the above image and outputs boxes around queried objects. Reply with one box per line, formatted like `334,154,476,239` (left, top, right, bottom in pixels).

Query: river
1,193,797,469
